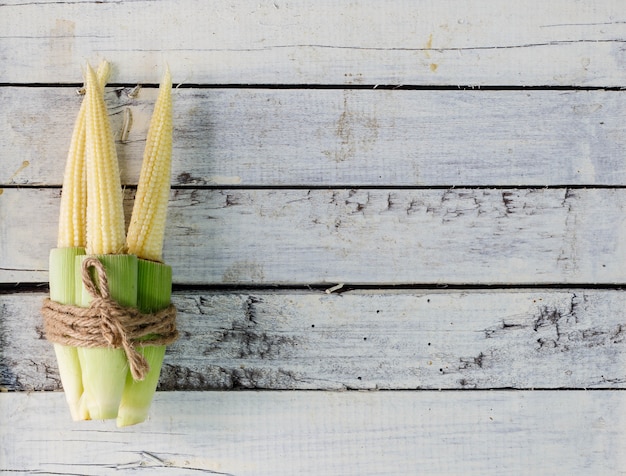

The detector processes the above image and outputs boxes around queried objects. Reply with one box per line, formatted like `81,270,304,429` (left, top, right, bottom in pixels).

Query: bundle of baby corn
41,61,177,427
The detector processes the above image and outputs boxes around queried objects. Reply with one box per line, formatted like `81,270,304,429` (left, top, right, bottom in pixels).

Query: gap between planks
2,83,625,90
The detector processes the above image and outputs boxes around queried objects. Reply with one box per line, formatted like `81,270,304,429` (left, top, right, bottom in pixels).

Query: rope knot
41,256,178,381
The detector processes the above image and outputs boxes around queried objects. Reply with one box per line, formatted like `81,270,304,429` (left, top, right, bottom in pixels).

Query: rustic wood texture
2,391,625,475
2,1,626,474
2,290,626,392
2,187,625,284
1,0,625,86
2,88,626,187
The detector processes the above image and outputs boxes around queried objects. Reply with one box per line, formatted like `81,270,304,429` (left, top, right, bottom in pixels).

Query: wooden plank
3,289,626,391
2,87,626,187
1,187,625,284
1,1,625,85
1,390,624,475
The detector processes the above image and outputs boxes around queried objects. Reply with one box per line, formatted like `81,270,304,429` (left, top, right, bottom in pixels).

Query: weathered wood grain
2,87,626,187
1,390,624,475
1,187,625,284
3,1,626,474
1,1,625,86
2,289,625,391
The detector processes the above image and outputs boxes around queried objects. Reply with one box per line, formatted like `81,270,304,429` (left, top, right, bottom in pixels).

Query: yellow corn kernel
126,68,173,262
84,63,126,255
57,61,111,248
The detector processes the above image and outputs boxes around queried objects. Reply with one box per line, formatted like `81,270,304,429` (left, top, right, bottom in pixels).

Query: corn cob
50,61,110,420
84,64,126,256
126,66,173,262
57,61,111,250
117,68,173,427
76,64,138,420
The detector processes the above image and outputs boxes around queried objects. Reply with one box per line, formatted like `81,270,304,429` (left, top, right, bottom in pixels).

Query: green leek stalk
76,254,138,419
116,259,172,427
49,247,87,420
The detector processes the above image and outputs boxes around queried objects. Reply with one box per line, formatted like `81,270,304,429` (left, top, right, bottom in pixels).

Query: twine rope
41,256,178,381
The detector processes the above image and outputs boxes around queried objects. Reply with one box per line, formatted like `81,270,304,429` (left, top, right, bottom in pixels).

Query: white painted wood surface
2,187,626,284
2,290,626,392
2,1,626,474
2,391,625,476
2,88,625,187
1,0,625,86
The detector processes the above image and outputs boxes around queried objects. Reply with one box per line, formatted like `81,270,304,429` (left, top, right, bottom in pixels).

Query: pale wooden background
1,1,626,474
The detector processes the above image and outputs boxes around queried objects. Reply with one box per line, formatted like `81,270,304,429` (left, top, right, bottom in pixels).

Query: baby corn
49,62,175,426
50,61,110,420
118,68,173,427
126,67,173,262
77,64,138,420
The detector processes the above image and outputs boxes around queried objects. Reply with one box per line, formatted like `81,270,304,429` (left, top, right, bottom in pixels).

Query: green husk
49,247,88,421
76,254,138,420
116,258,172,427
